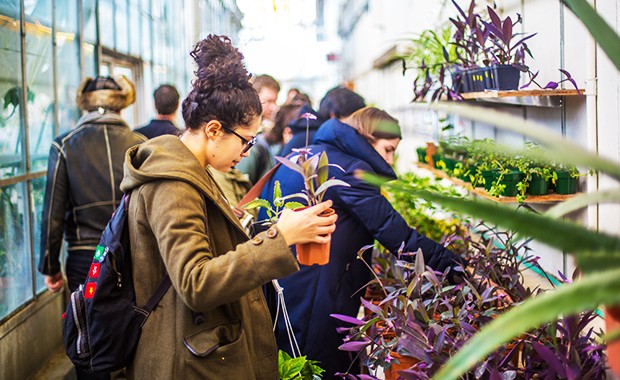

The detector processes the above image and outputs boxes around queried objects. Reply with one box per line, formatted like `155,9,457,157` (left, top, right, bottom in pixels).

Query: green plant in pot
273,113,350,265
278,349,325,380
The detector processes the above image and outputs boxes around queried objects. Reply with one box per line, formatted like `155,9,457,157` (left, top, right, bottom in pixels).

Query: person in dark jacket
259,107,466,376
38,75,145,380
280,104,326,157
134,84,181,139
280,86,365,157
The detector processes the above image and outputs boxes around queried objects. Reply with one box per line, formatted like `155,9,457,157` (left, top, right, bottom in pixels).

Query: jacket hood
314,118,397,179
76,75,135,112
288,104,326,132
120,135,221,200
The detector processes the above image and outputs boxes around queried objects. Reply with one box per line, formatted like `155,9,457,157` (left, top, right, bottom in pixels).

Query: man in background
135,84,181,139
38,75,145,380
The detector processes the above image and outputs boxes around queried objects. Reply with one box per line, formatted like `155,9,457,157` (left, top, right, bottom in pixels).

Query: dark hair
318,86,366,120
83,76,121,92
264,103,302,146
154,84,180,115
182,35,262,131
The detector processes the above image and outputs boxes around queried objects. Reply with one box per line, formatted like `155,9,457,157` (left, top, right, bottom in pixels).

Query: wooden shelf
414,162,578,204
459,89,585,108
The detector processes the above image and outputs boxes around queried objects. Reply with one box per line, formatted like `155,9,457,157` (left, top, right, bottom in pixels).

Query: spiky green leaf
545,188,620,218
243,199,271,211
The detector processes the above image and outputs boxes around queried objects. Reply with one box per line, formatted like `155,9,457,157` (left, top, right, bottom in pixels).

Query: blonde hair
343,107,401,143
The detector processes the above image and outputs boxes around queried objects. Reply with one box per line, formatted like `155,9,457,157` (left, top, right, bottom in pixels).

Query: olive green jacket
120,135,299,379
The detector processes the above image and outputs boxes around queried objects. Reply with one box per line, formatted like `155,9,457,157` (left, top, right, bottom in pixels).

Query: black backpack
63,193,171,373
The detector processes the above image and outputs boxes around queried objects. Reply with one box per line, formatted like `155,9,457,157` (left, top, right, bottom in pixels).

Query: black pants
66,249,111,380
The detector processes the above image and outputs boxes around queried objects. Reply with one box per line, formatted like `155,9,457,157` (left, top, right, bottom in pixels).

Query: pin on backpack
63,193,170,373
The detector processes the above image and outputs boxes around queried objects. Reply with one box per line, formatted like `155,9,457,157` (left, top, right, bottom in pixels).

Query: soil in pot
295,207,335,266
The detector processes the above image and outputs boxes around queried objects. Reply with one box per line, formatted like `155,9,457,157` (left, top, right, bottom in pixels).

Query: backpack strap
143,275,171,313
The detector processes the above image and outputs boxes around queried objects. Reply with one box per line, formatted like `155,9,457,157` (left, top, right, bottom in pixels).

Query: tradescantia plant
359,1,620,378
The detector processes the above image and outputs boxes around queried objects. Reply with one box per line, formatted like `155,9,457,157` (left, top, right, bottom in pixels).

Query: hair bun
190,35,251,91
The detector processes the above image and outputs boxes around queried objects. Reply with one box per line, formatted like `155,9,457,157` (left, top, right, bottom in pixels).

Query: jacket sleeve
38,141,69,275
141,180,299,312
333,165,466,275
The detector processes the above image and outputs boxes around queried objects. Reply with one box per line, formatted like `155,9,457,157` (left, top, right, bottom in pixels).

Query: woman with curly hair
120,35,337,379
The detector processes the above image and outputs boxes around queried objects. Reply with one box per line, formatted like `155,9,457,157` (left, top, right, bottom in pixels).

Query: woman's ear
203,120,222,140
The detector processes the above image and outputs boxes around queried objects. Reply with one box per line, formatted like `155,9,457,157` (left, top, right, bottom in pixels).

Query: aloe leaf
361,173,620,255
574,250,620,274
562,0,620,71
545,188,620,218
433,267,620,380
242,199,271,211
413,102,620,180
275,156,305,177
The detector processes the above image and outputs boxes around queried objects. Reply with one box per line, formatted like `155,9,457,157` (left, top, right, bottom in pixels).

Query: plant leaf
487,6,501,29
274,180,282,200
433,267,620,379
545,188,620,218
330,313,366,325
317,151,329,185
275,156,305,177
360,175,620,257
315,179,350,197
284,201,305,210
562,0,620,71
414,102,620,180
242,198,271,211
338,339,371,352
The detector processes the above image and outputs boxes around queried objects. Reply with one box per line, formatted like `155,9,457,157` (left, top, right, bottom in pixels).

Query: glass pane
56,0,78,33
24,0,52,27
82,0,97,43
99,0,114,49
0,182,34,320
25,0,55,172
56,1,81,136
82,42,97,77
0,1,26,179
129,2,139,56
140,5,151,61
31,177,46,292
113,65,135,128
115,0,128,54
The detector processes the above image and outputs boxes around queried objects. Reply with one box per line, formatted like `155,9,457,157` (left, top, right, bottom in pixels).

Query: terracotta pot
605,306,620,377
295,207,335,266
384,352,419,380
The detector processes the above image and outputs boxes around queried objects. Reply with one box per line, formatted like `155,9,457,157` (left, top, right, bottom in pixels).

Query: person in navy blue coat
259,107,466,376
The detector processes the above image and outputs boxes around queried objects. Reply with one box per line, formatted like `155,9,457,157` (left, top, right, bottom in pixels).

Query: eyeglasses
221,126,257,154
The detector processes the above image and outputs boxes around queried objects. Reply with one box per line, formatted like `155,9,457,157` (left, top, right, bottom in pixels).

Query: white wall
332,0,620,277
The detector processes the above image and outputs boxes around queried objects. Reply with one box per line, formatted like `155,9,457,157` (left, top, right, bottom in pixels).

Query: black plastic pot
451,70,469,94
469,68,486,92
489,64,521,90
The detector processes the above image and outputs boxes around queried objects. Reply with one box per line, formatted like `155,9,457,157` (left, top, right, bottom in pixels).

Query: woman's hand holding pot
277,200,337,246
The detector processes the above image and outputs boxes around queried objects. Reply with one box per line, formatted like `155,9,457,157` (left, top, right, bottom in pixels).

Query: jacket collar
77,110,129,128
120,136,247,236
314,118,397,179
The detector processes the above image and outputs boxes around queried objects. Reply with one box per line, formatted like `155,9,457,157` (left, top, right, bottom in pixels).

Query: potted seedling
274,113,350,265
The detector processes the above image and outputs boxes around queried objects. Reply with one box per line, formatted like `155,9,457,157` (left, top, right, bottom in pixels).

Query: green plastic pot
527,174,550,196
416,147,427,163
493,170,524,197
555,170,578,194
443,157,458,171
481,169,497,190
432,153,442,169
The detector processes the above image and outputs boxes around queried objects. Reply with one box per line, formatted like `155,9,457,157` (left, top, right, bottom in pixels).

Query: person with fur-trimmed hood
38,76,145,379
